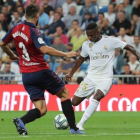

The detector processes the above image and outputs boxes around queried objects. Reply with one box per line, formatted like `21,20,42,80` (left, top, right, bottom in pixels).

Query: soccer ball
54,114,69,129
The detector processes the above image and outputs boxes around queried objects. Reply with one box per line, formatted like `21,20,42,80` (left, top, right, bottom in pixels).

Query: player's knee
94,90,104,101
39,108,47,116
57,88,70,101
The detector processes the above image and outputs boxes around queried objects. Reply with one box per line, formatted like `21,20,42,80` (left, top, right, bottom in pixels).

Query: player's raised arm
124,45,140,61
65,55,85,82
39,45,77,58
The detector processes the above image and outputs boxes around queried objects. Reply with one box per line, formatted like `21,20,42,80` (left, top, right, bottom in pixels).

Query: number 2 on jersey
19,42,30,61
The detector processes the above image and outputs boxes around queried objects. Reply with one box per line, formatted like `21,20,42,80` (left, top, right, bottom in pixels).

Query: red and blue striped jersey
2,20,50,73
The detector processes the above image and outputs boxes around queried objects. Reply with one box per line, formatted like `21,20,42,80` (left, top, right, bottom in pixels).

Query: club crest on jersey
89,43,93,51
38,37,45,44
104,45,108,50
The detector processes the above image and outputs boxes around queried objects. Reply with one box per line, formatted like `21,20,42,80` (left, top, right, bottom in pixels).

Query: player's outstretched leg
76,99,99,130
77,90,104,130
13,100,46,135
57,87,85,134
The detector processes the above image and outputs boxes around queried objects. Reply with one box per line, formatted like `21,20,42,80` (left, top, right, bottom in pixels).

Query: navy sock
20,108,41,124
61,99,78,130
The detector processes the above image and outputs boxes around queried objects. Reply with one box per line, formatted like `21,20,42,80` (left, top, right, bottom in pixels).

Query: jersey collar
23,20,36,28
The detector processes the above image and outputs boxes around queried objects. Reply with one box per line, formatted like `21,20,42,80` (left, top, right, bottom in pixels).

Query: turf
0,111,140,140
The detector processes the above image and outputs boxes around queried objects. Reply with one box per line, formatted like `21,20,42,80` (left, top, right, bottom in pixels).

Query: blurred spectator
81,11,95,31
56,0,66,8
117,27,133,45
97,12,104,31
50,36,67,62
48,10,54,25
75,0,85,5
117,3,131,20
114,49,125,73
42,0,54,16
62,0,77,17
47,26,69,45
123,50,132,63
132,0,140,17
60,57,74,74
70,27,87,52
128,54,139,71
47,12,65,35
0,62,15,84
56,7,64,19
9,11,21,29
0,0,4,7
70,67,85,84
24,0,42,8
0,13,8,32
1,55,20,75
16,6,25,21
66,20,79,38
16,1,23,7
48,0,57,9
38,6,49,31
132,36,140,54
0,21,6,40
0,58,3,73
67,42,73,52
3,0,15,13
96,0,110,6
56,66,63,75
104,4,116,26
53,27,69,45
100,18,115,36
112,11,131,35
118,64,137,84
1,6,12,24
63,6,82,30
131,14,140,36
79,0,97,22
124,0,133,17
66,42,77,60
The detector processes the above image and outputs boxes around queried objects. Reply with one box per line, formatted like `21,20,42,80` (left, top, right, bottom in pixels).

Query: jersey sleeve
113,37,127,49
80,42,88,58
2,27,13,43
30,27,46,49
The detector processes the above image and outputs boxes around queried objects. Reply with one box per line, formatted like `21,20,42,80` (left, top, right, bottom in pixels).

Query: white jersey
80,35,127,79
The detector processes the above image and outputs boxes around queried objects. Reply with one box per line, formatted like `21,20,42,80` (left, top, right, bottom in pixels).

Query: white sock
79,99,99,126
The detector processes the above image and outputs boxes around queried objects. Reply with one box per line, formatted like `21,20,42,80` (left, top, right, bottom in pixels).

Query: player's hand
9,54,19,61
65,73,73,82
66,51,77,58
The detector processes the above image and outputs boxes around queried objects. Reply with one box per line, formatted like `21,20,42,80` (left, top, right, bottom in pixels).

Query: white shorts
74,76,113,99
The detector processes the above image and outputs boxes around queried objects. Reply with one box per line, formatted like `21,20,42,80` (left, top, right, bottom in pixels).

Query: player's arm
40,45,77,58
124,45,140,61
0,41,18,61
65,55,85,82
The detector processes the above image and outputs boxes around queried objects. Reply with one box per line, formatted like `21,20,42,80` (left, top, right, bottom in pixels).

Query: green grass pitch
0,111,140,140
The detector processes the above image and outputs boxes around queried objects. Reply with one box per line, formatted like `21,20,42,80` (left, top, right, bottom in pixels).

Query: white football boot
76,122,85,130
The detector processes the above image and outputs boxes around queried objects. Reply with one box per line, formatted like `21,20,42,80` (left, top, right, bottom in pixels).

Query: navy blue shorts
22,69,65,101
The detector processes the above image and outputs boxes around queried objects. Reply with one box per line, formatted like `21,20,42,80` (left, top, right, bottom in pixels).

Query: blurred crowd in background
0,0,140,85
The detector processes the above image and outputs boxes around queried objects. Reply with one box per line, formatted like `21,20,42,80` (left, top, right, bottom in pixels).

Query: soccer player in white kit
65,22,140,130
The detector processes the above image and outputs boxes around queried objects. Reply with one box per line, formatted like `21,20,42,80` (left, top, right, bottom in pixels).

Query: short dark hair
25,4,39,19
86,22,98,30
68,42,73,47
72,19,79,24
98,12,104,16
124,64,130,67
54,12,61,16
